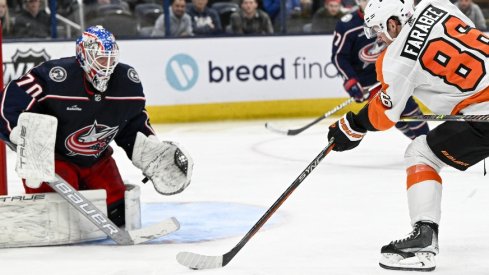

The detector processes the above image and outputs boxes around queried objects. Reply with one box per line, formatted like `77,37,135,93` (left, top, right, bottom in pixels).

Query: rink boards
2,35,363,122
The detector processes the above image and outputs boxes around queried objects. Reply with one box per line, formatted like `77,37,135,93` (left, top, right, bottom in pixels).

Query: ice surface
2,118,488,275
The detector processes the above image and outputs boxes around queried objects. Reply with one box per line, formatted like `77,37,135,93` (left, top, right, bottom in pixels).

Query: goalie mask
363,0,415,41
76,25,119,92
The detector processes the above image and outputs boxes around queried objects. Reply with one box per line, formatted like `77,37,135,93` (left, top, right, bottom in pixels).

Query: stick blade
176,251,224,270
264,122,289,135
128,217,180,245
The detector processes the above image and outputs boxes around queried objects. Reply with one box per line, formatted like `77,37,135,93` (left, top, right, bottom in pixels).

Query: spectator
311,0,343,33
7,0,21,12
187,0,222,35
455,0,486,30
263,0,312,23
0,0,14,37
14,0,51,38
56,0,82,36
311,0,353,17
57,0,79,18
230,0,274,34
84,0,130,22
151,0,193,37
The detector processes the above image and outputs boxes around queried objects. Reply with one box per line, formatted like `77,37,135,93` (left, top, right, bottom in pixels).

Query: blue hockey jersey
0,57,155,167
331,9,385,87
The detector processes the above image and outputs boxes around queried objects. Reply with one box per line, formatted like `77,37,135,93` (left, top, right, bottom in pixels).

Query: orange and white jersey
368,0,489,131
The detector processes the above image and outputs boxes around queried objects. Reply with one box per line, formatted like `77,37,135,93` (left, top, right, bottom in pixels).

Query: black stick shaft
265,83,382,136
285,98,355,135
221,139,336,266
401,114,489,122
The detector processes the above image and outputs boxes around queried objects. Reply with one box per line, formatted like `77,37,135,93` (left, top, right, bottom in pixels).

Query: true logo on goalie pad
0,194,45,202
18,126,27,168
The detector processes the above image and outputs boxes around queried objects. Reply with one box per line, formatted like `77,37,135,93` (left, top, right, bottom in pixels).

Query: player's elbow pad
132,132,194,195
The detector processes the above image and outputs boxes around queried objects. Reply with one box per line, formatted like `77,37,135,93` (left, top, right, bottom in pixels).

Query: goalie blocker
0,184,141,248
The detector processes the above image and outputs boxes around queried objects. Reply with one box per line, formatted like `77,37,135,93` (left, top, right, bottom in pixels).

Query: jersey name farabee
401,5,447,60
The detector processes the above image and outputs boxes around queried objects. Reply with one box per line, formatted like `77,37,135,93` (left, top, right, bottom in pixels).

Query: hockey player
0,25,193,227
328,0,489,271
331,0,429,139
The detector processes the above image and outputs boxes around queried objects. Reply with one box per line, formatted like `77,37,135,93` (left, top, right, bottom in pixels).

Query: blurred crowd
0,0,488,39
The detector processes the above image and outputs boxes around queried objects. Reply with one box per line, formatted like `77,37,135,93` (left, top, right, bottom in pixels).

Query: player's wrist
345,111,367,134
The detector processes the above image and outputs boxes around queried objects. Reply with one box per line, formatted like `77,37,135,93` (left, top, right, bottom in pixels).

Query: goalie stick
265,83,381,136
176,138,335,270
47,175,180,245
400,114,489,122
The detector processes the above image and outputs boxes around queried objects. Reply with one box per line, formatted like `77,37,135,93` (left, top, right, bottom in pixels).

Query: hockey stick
265,98,355,136
176,138,336,270
400,114,489,122
47,175,180,245
265,83,381,136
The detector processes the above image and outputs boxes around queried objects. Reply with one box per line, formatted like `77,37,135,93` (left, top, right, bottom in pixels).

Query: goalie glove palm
132,132,193,195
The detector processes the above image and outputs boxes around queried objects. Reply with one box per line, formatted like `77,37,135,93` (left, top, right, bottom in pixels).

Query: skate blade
379,252,436,272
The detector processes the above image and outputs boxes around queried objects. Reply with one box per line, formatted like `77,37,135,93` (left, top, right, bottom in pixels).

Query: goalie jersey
0,57,155,167
362,0,489,131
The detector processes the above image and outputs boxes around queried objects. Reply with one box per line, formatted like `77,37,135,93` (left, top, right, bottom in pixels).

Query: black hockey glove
328,112,367,152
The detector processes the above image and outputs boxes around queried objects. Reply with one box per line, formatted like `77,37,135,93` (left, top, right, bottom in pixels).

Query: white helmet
363,0,415,41
76,25,119,92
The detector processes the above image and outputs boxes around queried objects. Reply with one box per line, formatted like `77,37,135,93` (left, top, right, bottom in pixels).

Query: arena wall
2,36,422,123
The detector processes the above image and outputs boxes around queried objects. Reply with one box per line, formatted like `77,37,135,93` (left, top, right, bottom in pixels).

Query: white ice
2,118,489,275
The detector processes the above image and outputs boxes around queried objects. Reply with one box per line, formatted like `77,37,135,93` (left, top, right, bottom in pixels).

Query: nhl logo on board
4,49,51,84
49,66,67,82
127,68,141,83
94,94,102,101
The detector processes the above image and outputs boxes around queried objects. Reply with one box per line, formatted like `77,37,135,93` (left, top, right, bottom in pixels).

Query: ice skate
379,221,438,271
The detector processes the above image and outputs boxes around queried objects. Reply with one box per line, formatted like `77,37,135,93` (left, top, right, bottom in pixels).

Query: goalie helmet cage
0,21,7,195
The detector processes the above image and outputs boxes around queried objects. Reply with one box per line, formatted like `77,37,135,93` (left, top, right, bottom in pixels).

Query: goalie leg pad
132,132,194,195
0,189,107,248
124,183,141,231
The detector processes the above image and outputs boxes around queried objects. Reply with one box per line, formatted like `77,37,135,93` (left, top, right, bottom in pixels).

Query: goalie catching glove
328,112,366,152
9,112,57,188
132,132,193,195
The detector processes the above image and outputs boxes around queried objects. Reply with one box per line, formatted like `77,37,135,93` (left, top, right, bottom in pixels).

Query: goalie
0,26,193,231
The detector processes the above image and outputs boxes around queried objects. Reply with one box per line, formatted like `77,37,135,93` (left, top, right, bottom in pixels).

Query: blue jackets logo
65,121,119,157
166,54,199,91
